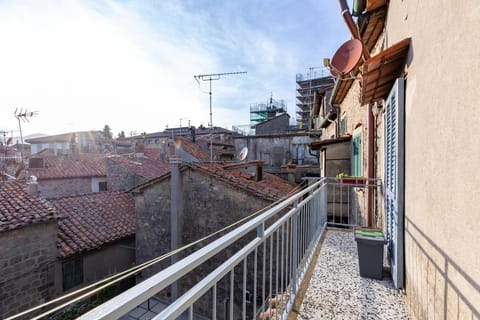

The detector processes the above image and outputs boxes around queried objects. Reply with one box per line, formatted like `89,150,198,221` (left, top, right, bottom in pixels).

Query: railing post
257,222,264,238
291,199,298,294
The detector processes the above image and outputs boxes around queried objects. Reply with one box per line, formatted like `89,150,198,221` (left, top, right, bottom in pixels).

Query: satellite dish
329,39,363,78
238,147,248,161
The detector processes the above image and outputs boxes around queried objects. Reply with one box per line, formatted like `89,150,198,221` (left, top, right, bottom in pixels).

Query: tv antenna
14,108,38,179
194,71,247,163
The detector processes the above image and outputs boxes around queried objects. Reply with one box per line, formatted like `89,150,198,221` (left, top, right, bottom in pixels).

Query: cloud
0,0,349,137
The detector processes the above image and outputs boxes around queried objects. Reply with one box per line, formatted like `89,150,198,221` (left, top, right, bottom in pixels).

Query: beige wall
386,1,480,318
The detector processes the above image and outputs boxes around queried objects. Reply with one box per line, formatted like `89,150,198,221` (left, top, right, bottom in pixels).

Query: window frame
352,131,362,176
62,256,84,291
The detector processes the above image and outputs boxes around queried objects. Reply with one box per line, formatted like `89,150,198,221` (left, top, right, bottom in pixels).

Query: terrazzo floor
297,229,410,320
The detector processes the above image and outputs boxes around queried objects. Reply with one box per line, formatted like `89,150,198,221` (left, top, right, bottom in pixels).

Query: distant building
295,72,335,130
0,181,136,318
249,96,287,128
131,160,295,317
253,113,290,135
26,131,109,155
24,153,108,198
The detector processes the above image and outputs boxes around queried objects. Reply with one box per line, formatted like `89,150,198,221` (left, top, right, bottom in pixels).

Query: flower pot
341,178,365,184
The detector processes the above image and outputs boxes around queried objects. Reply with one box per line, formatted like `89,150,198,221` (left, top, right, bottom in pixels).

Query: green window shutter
353,134,362,176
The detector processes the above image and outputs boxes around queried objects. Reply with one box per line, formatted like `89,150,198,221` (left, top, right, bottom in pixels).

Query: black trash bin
354,228,386,279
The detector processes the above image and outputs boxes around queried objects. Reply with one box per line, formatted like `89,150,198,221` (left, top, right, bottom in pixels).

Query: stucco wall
386,1,480,318
0,222,58,318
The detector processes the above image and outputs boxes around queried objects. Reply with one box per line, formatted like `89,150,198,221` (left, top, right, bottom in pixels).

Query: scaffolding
296,69,335,129
249,96,287,127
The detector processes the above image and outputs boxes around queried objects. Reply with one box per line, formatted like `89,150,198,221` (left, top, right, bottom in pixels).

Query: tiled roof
196,135,235,147
191,163,296,201
132,161,296,202
177,137,211,162
0,181,60,232
51,191,135,257
107,154,170,179
27,154,107,179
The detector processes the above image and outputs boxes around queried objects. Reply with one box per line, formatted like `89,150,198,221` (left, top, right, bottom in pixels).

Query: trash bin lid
354,229,383,237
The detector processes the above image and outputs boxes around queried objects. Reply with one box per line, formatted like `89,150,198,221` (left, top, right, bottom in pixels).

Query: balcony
45,178,410,319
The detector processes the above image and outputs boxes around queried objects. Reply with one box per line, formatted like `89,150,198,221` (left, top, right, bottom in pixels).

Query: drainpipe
337,0,370,60
367,103,375,227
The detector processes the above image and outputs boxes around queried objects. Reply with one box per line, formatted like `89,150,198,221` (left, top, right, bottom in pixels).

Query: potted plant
336,172,366,184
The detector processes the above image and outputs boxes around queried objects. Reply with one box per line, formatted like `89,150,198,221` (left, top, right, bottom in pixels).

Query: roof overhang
358,6,387,53
360,38,411,105
310,135,352,150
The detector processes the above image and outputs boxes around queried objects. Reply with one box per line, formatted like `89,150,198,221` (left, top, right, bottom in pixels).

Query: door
384,77,405,289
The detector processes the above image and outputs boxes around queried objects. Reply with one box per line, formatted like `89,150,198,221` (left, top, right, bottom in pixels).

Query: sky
0,0,350,139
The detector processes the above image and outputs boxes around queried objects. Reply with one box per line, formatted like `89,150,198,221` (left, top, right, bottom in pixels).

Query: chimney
160,141,167,161
255,161,263,182
27,176,38,195
190,126,196,143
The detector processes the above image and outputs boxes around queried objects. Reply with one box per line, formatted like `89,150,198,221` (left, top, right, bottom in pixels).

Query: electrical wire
8,181,305,320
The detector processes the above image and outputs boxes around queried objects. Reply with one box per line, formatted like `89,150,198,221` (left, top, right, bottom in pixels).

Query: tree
102,125,113,140
117,131,126,139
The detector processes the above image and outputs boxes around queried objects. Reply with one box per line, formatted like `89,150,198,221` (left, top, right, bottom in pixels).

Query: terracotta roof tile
108,154,170,179
191,163,296,201
27,154,107,180
50,191,135,258
177,137,211,162
0,181,60,232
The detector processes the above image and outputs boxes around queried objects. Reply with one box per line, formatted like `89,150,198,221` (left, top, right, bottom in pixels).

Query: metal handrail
79,178,328,320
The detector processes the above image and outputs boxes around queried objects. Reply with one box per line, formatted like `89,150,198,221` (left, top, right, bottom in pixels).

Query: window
340,114,347,135
98,181,107,191
62,257,83,291
352,133,362,176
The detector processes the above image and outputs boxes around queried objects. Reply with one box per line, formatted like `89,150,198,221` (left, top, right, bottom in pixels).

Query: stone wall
53,238,136,295
37,177,95,198
107,158,149,191
134,167,278,318
0,221,58,318
233,134,319,181
255,114,290,135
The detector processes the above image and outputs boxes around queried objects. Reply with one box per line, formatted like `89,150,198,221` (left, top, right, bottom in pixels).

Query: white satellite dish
238,147,248,161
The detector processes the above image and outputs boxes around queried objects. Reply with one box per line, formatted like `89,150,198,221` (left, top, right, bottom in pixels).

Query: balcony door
384,77,405,289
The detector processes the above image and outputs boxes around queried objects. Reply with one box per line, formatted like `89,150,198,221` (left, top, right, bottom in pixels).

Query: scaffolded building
296,72,335,130
249,96,287,127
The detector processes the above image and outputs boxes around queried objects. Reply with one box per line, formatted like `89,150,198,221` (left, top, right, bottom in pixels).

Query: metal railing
325,177,382,228
78,178,328,320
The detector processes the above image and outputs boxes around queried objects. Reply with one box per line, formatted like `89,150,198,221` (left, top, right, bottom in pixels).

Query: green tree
102,125,113,140
117,131,126,139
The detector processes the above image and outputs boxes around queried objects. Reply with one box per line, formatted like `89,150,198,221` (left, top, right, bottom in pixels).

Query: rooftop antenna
14,108,38,179
194,71,247,164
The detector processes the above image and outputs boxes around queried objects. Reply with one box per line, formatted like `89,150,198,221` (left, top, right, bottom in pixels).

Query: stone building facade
254,113,290,135
0,221,58,317
132,162,294,318
233,132,319,182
